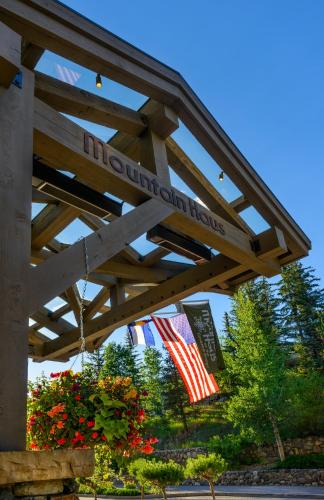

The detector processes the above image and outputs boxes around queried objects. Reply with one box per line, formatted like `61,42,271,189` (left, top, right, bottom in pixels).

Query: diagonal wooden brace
28,199,174,314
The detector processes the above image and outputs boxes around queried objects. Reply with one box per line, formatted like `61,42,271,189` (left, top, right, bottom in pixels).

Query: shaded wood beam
83,288,110,322
230,195,251,213
0,21,20,88
21,39,44,69
31,202,79,250
0,0,309,256
28,198,174,314
35,71,148,136
33,99,280,277
39,226,288,359
166,137,254,235
31,307,74,336
64,285,81,325
0,64,34,450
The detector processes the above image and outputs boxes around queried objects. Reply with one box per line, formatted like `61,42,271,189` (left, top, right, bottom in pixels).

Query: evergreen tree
225,282,291,460
101,337,141,387
83,347,105,381
278,262,324,369
140,346,163,416
161,347,189,431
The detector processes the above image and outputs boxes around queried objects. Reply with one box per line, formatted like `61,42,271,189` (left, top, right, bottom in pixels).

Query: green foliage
273,453,324,469
224,282,289,450
140,347,163,416
101,340,141,387
132,459,184,499
279,263,324,370
206,434,252,466
185,453,227,482
78,483,141,496
161,347,189,431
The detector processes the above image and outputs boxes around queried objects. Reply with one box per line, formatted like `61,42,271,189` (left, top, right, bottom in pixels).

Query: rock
14,480,63,496
0,450,94,485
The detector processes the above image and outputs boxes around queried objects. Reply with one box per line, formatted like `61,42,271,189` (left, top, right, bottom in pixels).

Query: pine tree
83,347,105,381
278,262,324,369
161,347,189,432
225,282,290,460
140,346,163,416
101,337,141,387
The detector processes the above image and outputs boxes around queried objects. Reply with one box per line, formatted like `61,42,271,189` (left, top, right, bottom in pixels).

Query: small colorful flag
151,314,219,403
55,63,81,86
128,320,155,346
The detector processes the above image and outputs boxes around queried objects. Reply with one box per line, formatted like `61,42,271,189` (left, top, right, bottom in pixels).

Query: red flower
30,442,38,450
57,438,66,445
130,437,143,448
75,395,81,401
141,444,154,455
149,437,159,444
114,410,121,417
101,435,107,441
142,390,149,397
57,420,65,429
91,432,99,439
79,417,85,423
63,413,68,420
87,421,95,428
74,431,85,442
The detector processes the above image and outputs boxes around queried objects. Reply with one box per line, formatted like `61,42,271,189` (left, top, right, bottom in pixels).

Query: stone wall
217,468,324,487
154,435,324,465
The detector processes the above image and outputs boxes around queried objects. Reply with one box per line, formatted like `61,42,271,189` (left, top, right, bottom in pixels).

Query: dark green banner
182,302,225,372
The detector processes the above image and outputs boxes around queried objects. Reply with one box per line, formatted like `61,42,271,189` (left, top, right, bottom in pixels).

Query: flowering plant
27,370,158,457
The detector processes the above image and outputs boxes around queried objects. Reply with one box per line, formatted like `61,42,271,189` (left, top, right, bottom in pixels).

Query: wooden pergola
0,0,310,452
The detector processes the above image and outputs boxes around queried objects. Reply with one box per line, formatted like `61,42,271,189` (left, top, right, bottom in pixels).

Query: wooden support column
110,281,125,308
0,47,34,451
140,128,170,184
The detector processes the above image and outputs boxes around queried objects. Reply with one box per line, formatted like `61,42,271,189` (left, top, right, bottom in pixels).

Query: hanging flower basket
27,371,158,457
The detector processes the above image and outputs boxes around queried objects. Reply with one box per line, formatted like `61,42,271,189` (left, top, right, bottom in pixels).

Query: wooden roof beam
0,21,20,88
0,0,308,255
28,198,174,315
39,226,285,359
21,39,44,69
166,137,254,235
35,71,148,136
33,99,281,277
230,195,251,213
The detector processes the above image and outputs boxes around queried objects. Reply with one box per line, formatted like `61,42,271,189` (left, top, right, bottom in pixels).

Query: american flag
55,63,81,86
151,314,219,403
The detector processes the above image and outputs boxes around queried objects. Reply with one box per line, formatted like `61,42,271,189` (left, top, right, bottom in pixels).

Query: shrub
27,371,158,458
128,458,151,499
132,459,184,500
207,434,251,466
185,454,227,500
273,453,324,469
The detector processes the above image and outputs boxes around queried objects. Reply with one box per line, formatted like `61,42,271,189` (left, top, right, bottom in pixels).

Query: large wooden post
0,24,34,450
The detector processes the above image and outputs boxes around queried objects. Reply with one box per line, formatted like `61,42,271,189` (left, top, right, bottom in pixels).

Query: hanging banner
182,301,225,372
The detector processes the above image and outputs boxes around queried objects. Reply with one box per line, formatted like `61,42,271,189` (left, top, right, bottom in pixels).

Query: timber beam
38,226,286,360
28,198,174,314
0,21,20,88
33,99,282,277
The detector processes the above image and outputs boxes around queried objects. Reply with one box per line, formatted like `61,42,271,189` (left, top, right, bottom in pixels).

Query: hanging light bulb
96,73,102,88
219,171,224,182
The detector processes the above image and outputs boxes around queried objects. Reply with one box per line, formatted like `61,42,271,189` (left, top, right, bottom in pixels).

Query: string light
218,171,224,182
96,73,102,88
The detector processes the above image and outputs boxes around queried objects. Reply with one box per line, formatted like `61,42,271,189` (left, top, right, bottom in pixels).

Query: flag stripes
55,64,81,86
152,315,219,403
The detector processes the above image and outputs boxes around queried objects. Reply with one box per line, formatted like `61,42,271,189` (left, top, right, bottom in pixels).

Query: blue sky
28,0,324,379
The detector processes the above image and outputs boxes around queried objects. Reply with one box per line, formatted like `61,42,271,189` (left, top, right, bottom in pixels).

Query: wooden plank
230,195,251,213
140,128,170,184
28,198,174,314
0,0,309,256
98,260,169,282
31,307,74,336
0,21,20,88
141,247,170,266
21,40,44,69
33,99,279,277
31,202,79,249
83,287,110,322
40,227,288,359
110,281,125,308
64,285,81,325
35,71,147,136
139,99,179,139
166,137,254,234
0,66,34,450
